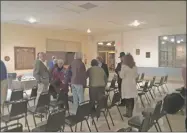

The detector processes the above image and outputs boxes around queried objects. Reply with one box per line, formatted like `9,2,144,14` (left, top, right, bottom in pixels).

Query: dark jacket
0,60,7,81
101,63,109,78
70,59,86,87
115,62,122,83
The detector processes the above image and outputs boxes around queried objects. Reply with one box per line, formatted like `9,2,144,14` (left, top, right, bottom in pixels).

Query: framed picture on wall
136,49,140,55
146,52,151,58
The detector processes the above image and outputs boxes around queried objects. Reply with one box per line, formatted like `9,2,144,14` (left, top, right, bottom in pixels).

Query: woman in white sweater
119,54,138,118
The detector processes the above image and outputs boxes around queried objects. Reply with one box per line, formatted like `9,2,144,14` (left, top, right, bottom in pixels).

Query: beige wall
1,23,89,74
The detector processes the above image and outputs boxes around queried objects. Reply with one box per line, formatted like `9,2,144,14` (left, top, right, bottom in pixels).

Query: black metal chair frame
0,123,23,132
1,100,30,131
32,109,65,132
153,76,166,96
28,92,50,128
64,101,92,132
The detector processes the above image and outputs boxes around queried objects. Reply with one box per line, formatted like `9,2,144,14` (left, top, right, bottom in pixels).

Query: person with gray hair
69,52,86,113
33,52,50,103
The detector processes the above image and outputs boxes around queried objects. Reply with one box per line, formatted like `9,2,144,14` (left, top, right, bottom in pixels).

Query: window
159,34,186,67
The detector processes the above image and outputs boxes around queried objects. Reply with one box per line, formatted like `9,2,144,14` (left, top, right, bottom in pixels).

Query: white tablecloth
11,79,37,90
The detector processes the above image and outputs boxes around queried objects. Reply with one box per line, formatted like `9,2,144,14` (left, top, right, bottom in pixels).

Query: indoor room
0,1,186,132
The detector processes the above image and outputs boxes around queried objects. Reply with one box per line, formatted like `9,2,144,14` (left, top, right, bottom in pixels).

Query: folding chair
153,76,166,96
1,100,30,131
32,109,65,132
138,81,151,108
27,86,38,106
65,101,92,132
108,91,124,121
3,89,24,114
91,95,114,130
0,123,23,132
163,75,169,92
28,92,50,127
137,73,145,85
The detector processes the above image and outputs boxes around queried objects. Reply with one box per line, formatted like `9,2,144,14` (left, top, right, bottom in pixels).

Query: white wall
93,24,186,67
122,25,186,67
1,23,88,74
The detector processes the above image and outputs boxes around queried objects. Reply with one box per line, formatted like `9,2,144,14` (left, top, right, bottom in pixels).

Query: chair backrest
136,74,140,82
111,91,121,106
140,73,145,80
1,123,23,132
149,76,156,88
30,86,38,98
10,90,24,102
36,92,50,108
143,81,149,91
45,109,65,132
164,75,168,83
151,100,163,120
57,90,66,102
75,101,92,121
139,116,152,132
110,78,116,88
159,76,164,85
10,100,28,118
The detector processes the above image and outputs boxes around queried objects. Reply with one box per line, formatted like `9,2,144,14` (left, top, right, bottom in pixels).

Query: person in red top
50,59,70,109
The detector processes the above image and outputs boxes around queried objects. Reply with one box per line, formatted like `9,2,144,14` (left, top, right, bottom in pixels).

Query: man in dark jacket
96,56,109,78
115,52,125,106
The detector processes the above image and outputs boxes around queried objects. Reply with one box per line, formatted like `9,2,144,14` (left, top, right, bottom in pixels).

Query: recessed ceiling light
181,39,184,42
171,38,175,42
161,41,165,44
87,28,91,33
106,43,111,46
98,42,103,45
27,17,37,23
177,40,181,43
163,36,168,40
128,20,145,27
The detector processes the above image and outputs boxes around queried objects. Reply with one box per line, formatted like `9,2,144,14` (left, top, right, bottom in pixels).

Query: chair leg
149,90,155,100
80,122,83,131
25,116,30,132
102,112,111,130
116,105,124,121
156,121,162,132
69,126,73,132
165,115,172,132
75,124,77,132
144,94,150,105
154,124,159,132
33,114,37,127
157,87,162,96
107,109,115,126
146,93,151,103
92,117,98,132
85,119,91,132
139,95,145,108
165,84,169,92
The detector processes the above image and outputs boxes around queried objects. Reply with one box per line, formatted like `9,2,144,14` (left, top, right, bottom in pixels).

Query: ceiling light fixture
129,20,143,27
181,39,184,42
177,40,181,43
98,42,103,45
87,28,91,33
106,43,111,46
171,38,175,42
163,36,168,40
27,17,37,23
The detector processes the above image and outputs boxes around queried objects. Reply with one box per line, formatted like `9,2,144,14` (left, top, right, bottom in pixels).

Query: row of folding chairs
1,89,125,132
117,100,172,132
136,74,169,108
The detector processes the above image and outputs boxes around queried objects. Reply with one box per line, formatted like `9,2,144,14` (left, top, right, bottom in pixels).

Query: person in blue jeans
69,52,86,114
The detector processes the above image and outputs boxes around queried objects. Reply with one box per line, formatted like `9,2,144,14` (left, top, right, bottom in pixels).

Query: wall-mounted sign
136,49,140,55
146,52,151,58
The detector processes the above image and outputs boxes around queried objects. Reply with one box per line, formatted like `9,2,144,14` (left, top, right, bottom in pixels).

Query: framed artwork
136,49,140,55
146,52,151,58
14,47,36,70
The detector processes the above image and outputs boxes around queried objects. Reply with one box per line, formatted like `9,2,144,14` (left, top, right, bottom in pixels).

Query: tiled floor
1,82,186,132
